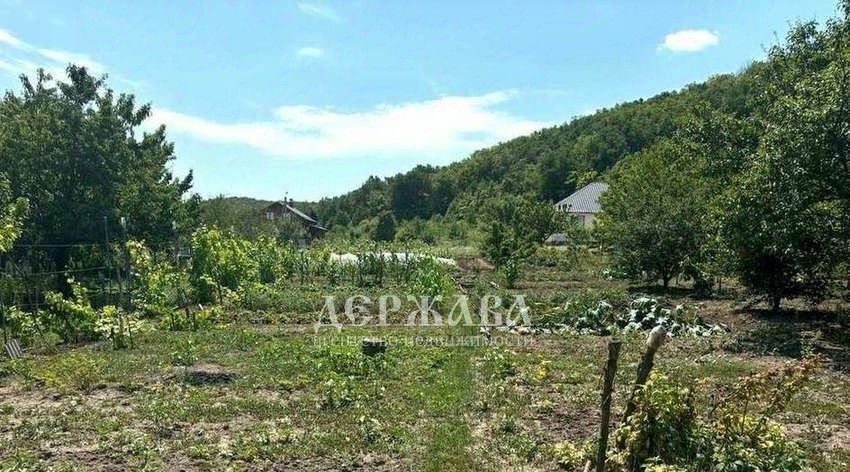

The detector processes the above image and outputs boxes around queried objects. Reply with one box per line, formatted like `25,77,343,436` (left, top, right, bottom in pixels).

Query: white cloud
0,27,143,89
149,91,547,162
296,46,324,58
0,28,24,48
297,2,341,22
659,29,719,53
36,48,107,74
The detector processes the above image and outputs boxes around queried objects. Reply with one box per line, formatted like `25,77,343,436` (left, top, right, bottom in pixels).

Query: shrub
252,236,298,284
190,226,258,302
608,357,822,472
43,278,97,342
372,211,396,242
551,440,585,469
482,195,569,288
94,305,147,350
127,240,190,321
0,305,46,346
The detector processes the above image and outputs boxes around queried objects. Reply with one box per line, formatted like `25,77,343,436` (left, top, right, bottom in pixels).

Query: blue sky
0,0,840,201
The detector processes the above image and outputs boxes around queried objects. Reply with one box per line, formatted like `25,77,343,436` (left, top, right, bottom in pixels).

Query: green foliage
0,175,27,252
43,278,97,342
169,337,199,366
609,372,701,470
252,235,297,283
0,66,197,264
190,226,258,302
694,7,850,309
127,240,189,320
94,305,147,350
609,357,822,472
0,305,45,346
409,258,456,305
482,195,566,287
537,290,721,337
550,440,586,469
372,210,396,242
600,140,709,288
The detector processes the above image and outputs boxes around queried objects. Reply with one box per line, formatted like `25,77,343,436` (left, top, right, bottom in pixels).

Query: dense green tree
600,141,709,288
0,66,197,267
711,7,850,310
372,211,396,242
390,166,434,220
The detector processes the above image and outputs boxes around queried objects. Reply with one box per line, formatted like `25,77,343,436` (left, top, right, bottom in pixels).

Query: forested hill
315,65,760,228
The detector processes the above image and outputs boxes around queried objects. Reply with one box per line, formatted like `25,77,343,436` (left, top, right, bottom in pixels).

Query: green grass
1,325,849,470
2,257,849,471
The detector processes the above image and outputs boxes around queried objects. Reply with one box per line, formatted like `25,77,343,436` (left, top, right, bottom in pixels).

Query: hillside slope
315,66,760,228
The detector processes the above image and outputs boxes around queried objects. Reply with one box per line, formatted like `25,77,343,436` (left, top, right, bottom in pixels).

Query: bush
608,357,822,472
94,305,147,350
127,240,191,320
0,305,46,346
43,278,98,342
253,235,297,284
190,226,259,302
372,211,396,242
551,440,586,469
482,195,568,288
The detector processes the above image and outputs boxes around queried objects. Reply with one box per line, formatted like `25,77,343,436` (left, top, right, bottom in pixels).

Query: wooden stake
596,338,622,472
623,326,667,421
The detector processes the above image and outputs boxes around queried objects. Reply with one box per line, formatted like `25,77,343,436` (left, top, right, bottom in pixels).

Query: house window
265,211,274,220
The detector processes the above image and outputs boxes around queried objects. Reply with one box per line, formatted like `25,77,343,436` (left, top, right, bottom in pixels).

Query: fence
0,241,132,315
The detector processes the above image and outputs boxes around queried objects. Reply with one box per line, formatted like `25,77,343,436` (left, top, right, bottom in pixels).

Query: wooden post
623,326,667,421
596,338,622,472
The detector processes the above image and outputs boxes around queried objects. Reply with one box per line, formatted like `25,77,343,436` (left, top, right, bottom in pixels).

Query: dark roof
264,201,319,225
284,204,318,224
555,182,609,213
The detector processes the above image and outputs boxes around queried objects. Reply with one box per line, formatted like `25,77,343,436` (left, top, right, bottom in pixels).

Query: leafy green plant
551,440,586,470
94,305,147,350
127,240,191,328
170,338,199,366
482,195,568,288
0,175,27,252
608,357,822,472
0,305,45,346
190,226,259,303
43,278,98,342
410,258,456,307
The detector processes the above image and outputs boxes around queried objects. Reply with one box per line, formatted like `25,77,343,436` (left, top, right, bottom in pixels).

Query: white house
554,182,609,228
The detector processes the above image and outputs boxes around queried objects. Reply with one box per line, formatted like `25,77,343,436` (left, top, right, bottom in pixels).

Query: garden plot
1,246,849,471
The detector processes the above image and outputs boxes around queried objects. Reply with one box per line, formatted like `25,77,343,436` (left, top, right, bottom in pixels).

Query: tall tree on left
0,176,27,252
0,66,199,269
